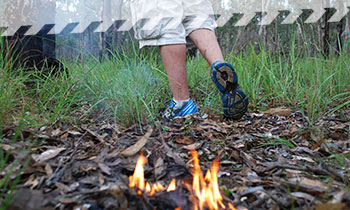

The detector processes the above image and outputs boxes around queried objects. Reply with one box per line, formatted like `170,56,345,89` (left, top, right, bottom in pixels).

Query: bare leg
160,29,224,101
189,28,249,119
188,28,224,66
160,44,189,101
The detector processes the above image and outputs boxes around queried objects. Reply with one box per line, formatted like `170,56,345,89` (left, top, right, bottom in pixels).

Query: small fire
129,151,236,210
190,150,227,210
167,179,177,192
129,152,177,197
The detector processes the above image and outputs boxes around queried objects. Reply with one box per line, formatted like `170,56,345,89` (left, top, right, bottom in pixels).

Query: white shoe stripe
181,105,192,115
180,101,196,116
183,103,196,115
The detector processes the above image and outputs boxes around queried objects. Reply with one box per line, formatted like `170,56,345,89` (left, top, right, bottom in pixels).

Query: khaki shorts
130,0,217,48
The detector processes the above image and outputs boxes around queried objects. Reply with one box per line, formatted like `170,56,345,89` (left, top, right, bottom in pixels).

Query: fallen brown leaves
1,107,350,210
121,127,153,157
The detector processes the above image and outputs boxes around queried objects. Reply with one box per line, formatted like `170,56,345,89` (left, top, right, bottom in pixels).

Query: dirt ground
2,107,350,210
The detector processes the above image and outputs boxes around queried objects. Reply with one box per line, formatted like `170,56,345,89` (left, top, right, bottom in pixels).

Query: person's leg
160,44,189,101
188,28,223,66
131,0,198,119
189,28,249,119
160,43,198,119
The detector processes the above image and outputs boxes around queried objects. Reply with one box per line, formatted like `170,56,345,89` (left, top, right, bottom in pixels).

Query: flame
129,153,169,196
190,150,234,210
167,179,177,192
129,152,147,195
129,151,236,210
149,182,165,196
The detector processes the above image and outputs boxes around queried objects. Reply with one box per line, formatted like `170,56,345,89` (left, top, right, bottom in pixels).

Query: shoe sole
211,61,238,93
221,88,249,119
211,61,248,119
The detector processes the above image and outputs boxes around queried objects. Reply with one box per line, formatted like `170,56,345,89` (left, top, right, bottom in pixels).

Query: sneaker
211,60,249,119
162,99,198,120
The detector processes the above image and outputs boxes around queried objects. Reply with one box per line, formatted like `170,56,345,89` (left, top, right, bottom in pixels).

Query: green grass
28,67,82,126
69,46,168,126
257,135,296,149
1,41,349,127
0,40,82,127
231,44,350,123
69,43,350,127
0,38,27,126
0,66,81,127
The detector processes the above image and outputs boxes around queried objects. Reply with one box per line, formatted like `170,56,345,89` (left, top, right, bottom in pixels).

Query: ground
2,107,350,210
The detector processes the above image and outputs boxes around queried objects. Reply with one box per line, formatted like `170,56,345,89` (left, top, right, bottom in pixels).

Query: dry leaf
264,108,292,116
154,157,165,178
51,128,61,137
55,182,79,194
121,127,153,157
175,136,194,145
220,160,236,165
299,178,328,191
45,163,53,176
79,176,99,185
98,163,111,175
99,173,105,185
24,175,39,189
55,182,71,194
182,142,202,150
60,132,69,140
68,130,82,136
290,192,315,201
331,190,347,204
241,152,257,169
32,148,66,163
1,144,14,151
293,155,315,163
86,128,105,143
314,203,346,210
287,177,329,194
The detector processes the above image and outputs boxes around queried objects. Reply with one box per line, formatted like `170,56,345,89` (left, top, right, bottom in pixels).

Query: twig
260,162,349,184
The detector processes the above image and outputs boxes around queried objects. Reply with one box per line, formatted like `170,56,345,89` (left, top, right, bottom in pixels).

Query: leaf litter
1,107,350,210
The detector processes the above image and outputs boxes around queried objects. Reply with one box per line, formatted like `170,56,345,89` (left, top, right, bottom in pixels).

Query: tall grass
232,44,350,123
70,43,350,126
27,66,82,126
1,38,349,127
0,38,27,126
70,46,168,126
0,38,29,210
0,45,82,126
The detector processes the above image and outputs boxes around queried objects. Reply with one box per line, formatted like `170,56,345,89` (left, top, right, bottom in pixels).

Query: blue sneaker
162,99,198,120
211,60,249,119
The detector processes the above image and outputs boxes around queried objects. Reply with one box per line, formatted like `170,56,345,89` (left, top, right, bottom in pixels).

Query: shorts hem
139,38,187,48
186,26,216,37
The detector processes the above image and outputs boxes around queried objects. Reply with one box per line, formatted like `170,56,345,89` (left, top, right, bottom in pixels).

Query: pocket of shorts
136,20,164,40
131,0,163,40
